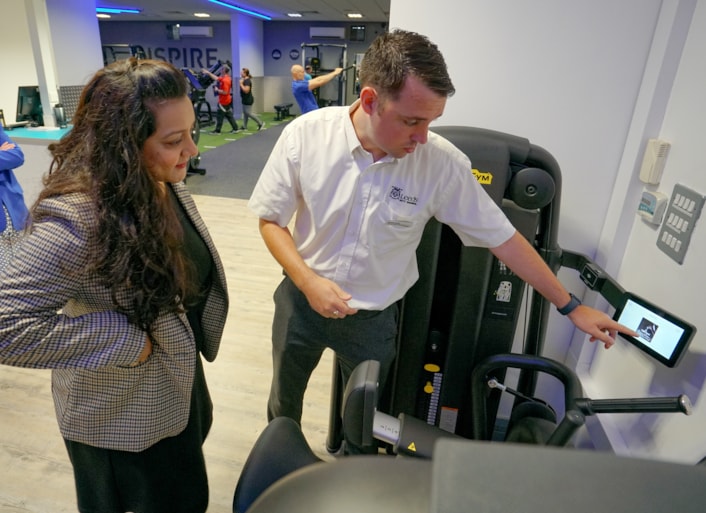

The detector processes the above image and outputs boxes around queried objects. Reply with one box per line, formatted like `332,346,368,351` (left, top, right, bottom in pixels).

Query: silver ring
332,310,340,317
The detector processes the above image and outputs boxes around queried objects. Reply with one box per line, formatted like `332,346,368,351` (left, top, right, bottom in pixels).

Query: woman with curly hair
0,58,229,513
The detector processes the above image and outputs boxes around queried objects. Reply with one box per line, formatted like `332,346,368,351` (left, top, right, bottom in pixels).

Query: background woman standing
239,67,264,131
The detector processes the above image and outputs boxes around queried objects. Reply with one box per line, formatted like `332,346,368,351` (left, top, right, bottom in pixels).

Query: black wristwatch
557,293,581,315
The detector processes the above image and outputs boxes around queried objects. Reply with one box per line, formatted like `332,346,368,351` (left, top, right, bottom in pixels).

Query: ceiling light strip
207,0,272,21
96,7,141,14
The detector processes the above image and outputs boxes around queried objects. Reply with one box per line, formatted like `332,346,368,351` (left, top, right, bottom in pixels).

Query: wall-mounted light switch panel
656,183,705,264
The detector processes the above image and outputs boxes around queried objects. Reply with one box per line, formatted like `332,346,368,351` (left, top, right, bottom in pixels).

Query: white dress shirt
248,104,516,310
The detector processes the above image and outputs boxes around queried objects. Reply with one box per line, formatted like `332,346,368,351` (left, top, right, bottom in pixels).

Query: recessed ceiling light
287,13,302,18
194,12,211,18
96,13,111,18
347,13,363,18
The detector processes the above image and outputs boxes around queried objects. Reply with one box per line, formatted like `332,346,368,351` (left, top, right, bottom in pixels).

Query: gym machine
233,358,697,513
180,60,234,179
325,125,561,450
101,43,146,65
300,43,355,107
232,126,698,512
326,126,696,451
238,439,706,513
182,60,230,129
185,121,206,178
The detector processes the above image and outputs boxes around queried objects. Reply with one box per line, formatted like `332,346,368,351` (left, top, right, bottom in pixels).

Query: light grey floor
0,196,335,513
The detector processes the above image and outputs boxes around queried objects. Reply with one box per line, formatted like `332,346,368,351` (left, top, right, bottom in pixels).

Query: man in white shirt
249,30,634,427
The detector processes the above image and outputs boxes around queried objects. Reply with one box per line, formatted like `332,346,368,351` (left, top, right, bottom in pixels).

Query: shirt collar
345,100,397,164
345,100,364,156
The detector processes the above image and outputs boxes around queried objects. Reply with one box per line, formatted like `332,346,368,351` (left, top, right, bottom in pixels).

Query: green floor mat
197,111,291,153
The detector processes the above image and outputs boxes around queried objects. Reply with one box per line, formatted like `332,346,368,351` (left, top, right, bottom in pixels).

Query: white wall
391,0,664,366
1,0,114,204
589,1,706,463
2,0,103,125
391,0,705,463
2,2,39,122
46,0,103,86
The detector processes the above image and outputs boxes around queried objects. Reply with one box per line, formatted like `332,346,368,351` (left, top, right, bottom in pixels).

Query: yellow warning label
472,168,493,185
407,442,417,452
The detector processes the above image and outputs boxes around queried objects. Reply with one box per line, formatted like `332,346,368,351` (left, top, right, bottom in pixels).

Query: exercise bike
233,356,700,513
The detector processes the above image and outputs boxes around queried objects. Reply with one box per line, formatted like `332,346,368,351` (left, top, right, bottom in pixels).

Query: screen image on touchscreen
614,293,696,367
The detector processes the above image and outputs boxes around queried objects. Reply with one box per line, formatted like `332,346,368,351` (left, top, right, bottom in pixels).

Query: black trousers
64,356,213,513
267,275,399,424
214,102,238,132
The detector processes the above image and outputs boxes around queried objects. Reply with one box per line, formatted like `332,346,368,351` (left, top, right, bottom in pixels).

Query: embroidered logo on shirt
390,186,418,205
472,168,493,185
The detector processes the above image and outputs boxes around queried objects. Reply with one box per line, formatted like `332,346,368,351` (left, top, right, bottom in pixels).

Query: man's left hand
568,305,637,348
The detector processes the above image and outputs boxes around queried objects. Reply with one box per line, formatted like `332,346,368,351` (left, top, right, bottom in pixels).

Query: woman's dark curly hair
37,58,196,332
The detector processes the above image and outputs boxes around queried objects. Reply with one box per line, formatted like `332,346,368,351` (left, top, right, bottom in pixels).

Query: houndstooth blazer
0,182,229,452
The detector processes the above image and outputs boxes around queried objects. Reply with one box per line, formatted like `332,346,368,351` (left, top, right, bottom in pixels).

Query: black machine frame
300,43,353,108
233,357,694,513
327,126,565,449
326,126,695,450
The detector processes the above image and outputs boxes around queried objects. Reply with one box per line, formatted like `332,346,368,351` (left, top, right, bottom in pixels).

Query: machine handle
545,410,586,446
472,353,584,440
574,394,692,416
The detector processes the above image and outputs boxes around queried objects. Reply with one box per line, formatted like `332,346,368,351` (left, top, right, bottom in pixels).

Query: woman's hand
130,335,153,366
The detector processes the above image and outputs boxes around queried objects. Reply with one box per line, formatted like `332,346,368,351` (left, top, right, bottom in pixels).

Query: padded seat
233,417,322,513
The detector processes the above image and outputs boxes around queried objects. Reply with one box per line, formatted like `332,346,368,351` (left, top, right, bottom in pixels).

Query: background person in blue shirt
290,64,343,114
0,125,28,269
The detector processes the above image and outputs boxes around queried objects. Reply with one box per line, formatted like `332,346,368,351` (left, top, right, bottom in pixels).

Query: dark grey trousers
64,356,212,513
267,275,398,423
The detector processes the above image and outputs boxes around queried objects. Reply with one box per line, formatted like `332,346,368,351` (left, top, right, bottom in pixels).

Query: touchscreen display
614,293,695,367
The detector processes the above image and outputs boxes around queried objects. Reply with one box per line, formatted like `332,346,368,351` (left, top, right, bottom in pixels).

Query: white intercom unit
639,139,671,184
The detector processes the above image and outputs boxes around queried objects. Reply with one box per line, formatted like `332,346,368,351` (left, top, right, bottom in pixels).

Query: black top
168,185,213,351
240,77,254,105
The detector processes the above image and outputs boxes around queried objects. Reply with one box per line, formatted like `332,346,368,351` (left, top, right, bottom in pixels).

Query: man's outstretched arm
490,231,637,348
308,67,343,91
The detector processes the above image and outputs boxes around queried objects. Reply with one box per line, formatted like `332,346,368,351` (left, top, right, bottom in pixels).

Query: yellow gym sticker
407,442,417,452
472,168,493,185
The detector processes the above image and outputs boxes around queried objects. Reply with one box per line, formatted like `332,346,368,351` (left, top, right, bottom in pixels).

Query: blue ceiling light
96,6,141,14
207,0,272,21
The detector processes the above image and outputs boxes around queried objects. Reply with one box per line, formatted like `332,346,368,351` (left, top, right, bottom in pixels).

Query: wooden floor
0,195,335,513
